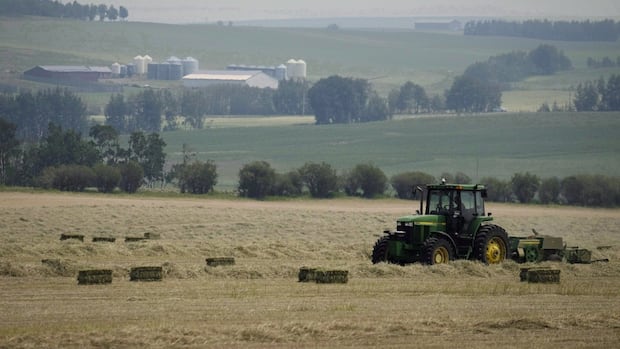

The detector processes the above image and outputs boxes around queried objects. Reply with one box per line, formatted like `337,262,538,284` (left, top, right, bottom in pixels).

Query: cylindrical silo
143,55,153,74
111,62,121,76
133,55,145,75
147,62,158,80
182,57,199,75
158,62,170,80
126,63,136,77
275,64,287,80
169,63,183,80
286,59,298,79
297,59,307,79
120,65,127,78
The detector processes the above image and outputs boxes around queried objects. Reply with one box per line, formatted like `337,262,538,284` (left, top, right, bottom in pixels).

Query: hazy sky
119,0,620,23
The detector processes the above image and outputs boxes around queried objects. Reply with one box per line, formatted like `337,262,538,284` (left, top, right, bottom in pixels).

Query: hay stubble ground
1,192,620,348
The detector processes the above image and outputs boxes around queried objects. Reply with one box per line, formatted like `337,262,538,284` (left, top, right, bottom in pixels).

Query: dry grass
1,191,620,348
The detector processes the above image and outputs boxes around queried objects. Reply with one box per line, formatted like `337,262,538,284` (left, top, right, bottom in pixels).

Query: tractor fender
428,231,457,253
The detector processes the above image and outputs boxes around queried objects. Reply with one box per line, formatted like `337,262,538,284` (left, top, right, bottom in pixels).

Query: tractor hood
397,214,446,226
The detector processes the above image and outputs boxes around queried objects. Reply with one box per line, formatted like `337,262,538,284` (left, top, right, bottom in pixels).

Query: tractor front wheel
474,224,509,264
371,236,390,264
422,237,454,265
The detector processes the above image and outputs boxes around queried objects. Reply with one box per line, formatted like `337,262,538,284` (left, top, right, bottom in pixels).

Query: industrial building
182,70,279,89
23,65,112,82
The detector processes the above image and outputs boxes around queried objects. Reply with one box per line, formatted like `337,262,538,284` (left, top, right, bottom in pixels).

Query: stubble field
1,191,620,348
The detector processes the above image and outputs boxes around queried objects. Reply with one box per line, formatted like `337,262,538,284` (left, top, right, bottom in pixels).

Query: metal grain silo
126,63,136,77
297,59,307,79
133,55,145,74
286,59,298,79
111,62,121,76
143,55,153,75
158,62,170,80
182,57,199,75
147,62,158,80
275,64,287,80
169,63,183,80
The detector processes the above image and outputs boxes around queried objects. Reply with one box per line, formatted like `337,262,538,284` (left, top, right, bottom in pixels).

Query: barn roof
182,70,262,81
35,65,112,73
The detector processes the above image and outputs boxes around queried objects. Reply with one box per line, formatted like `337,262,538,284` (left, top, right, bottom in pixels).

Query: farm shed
23,65,112,82
182,70,279,89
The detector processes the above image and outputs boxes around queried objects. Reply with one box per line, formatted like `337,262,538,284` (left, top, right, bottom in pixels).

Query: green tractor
372,182,509,265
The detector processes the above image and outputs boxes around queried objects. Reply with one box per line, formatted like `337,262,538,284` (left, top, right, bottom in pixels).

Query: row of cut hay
298,267,349,284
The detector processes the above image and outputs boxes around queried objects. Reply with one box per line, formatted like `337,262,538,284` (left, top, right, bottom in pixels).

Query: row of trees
587,56,620,69
0,88,89,143
443,44,572,114
464,19,619,42
0,118,166,190
573,75,620,111
0,0,128,21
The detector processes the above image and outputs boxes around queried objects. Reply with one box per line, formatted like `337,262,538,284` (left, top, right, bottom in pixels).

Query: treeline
0,87,90,143
0,118,166,191
0,0,128,21
464,19,619,42
572,75,620,111
443,44,571,113
1,121,617,207
587,56,620,69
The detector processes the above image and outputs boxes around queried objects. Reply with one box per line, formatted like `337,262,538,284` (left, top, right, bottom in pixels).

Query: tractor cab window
460,191,475,213
475,191,485,216
427,190,455,214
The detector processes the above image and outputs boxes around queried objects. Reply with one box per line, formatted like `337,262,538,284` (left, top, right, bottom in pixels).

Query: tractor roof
426,183,486,191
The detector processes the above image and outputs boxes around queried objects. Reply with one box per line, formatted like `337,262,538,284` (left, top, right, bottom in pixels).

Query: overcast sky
118,0,620,23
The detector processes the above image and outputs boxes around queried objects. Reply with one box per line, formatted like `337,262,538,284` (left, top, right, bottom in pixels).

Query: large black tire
371,236,390,264
474,224,509,264
422,237,454,265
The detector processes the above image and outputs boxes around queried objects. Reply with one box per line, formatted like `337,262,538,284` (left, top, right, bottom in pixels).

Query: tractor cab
423,183,488,237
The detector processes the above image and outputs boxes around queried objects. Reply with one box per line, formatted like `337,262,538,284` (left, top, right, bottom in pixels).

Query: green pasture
161,112,620,190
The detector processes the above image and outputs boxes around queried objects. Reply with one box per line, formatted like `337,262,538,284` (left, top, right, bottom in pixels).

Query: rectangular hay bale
565,248,592,264
130,266,163,281
144,232,160,240
298,267,317,282
206,257,235,267
93,237,116,243
78,269,113,285
527,268,560,284
125,236,147,243
60,234,84,242
314,270,349,284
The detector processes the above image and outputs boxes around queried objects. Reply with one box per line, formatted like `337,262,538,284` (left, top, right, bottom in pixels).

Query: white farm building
182,70,278,89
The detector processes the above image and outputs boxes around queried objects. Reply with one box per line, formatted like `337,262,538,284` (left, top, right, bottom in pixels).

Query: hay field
1,191,620,348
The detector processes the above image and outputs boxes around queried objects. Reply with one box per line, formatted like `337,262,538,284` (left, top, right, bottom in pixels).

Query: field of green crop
160,112,620,190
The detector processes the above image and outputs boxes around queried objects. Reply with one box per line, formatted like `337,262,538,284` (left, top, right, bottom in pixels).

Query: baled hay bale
314,269,349,284
565,248,592,264
60,234,84,242
93,237,116,243
77,269,113,285
526,268,560,284
125,236,147,243
298,267,317,282
130,266,163,281
206,257,236,267
144,232,161,240
519,267,546,282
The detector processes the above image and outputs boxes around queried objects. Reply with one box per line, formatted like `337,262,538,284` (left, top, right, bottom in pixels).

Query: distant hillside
1,17,619,110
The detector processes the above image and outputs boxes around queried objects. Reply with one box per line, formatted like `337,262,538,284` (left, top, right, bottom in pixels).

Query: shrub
178,160,218,194
271,171,303,197
539,176,561,204
37,165,95,192
390,171,435,200
299,162,339,198
480,176,512,202
511,172,540,203
238,161,276,199
93,163,121,193
345,163,387,198
119,160,143,193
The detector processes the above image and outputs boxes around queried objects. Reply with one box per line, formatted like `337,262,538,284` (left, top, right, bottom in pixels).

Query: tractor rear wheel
371,236,390,264
474,224,509,264
422,237,454,265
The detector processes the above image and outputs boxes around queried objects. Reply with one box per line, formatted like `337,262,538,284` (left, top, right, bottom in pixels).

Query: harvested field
1,191,620,348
